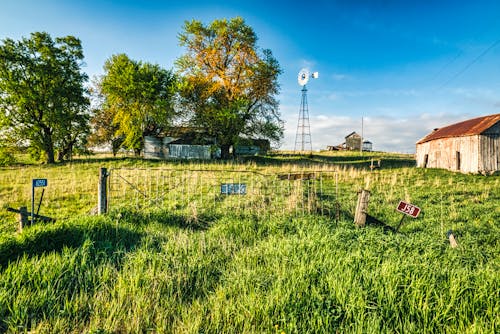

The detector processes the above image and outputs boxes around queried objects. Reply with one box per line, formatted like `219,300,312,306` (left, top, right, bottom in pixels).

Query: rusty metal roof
417,113,500,144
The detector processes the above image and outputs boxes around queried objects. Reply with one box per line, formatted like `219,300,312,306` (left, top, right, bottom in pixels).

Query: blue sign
221,183,246,195
32,179,48,187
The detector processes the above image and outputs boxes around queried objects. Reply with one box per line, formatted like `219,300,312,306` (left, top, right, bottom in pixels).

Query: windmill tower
294,69,318,152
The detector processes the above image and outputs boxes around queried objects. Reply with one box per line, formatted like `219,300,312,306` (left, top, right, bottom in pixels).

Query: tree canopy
176,17,283,158
91,54,177,154
0,32,89,163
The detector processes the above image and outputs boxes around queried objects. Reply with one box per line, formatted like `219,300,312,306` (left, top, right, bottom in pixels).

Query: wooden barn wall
416,136,479,173
168,144,211,160
143,136,164,159
346,135,361,150
479,122,500,173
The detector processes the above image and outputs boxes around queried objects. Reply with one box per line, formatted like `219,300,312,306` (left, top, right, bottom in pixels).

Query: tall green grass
0,153,498,333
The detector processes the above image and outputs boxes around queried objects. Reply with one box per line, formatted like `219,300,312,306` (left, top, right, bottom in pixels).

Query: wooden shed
345,132,362,150
416,113,500,174
143,127,218,160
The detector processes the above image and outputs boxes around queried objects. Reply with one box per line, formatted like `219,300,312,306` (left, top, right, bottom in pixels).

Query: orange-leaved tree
176,17,283,158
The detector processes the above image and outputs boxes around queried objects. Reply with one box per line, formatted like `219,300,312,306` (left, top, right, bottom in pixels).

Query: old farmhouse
416,113,500,174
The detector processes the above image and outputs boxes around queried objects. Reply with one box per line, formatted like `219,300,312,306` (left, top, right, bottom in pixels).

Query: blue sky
1,0,500,152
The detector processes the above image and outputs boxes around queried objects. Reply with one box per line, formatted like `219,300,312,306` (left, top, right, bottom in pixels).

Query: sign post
32,178,47,225
395,200,421,231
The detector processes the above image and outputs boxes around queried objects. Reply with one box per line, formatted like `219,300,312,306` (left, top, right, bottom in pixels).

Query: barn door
456,151,461,171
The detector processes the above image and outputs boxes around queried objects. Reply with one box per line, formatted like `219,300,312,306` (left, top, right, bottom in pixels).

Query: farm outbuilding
345,132,362,150
143,127,218,160
143,128,269,160
330,132,372,151
362,140,373,152
144,135,217,160
416,113,500,174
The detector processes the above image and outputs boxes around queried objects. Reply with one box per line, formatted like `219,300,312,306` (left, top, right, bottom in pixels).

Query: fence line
2,165,497,232
107,168,345,220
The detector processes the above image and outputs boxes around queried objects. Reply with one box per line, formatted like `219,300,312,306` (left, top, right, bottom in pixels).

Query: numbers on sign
396,201,420,218
33,179,47,187
403,204,414,215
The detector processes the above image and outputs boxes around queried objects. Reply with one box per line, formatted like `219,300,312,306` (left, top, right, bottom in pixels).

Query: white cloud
279,112,477,153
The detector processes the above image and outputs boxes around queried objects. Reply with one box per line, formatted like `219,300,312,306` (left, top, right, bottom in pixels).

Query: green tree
176,17,283,159
93,54,177,155
0,32,89,163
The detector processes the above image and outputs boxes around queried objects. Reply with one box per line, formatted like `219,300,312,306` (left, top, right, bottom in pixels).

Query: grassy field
0,152,498,333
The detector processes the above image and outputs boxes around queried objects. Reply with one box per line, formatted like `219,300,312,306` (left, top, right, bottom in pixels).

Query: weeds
0,153,498,333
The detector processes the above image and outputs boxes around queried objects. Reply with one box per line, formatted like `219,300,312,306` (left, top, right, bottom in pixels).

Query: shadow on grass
0,221,142,270
109,208,215,231
244,153,416,170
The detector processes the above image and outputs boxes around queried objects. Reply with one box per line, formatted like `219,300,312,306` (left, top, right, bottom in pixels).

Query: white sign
221,183,246,195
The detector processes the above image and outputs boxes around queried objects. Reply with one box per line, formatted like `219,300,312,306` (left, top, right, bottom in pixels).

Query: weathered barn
345,132,362,150
143,129,269,160
143,127,218,160
326,133,373,151
416,113,500,174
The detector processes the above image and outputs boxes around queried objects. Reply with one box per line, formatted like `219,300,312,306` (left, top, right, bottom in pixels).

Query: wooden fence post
98,167,108,215
447,230,458,248
18,206,28,232
354,189,370,227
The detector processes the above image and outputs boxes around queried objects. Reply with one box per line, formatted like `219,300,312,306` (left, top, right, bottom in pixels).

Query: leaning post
447,230,459,248
354,189,370,227
98,167,108,214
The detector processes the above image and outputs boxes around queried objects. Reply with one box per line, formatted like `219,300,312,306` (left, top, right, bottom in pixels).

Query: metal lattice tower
294,85,312,152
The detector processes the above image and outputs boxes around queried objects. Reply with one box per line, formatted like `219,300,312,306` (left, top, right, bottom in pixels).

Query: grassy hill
0,152,498,333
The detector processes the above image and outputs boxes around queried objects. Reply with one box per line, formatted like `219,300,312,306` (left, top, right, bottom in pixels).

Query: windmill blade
298,68,310,86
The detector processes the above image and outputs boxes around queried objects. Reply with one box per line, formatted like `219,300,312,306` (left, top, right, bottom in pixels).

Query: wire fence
2,163,497,235
108,168,348,221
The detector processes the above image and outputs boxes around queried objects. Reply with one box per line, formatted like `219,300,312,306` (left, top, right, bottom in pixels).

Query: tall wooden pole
360,116,364,154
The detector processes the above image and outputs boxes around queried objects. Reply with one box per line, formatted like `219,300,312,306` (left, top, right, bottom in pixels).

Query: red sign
396,201,421,218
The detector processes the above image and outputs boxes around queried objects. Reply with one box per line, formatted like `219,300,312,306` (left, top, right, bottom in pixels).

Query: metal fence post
354,189,370,227
98,167,108,214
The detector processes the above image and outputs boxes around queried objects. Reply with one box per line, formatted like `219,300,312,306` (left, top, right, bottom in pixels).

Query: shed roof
345,131,360,139
417,113,500,144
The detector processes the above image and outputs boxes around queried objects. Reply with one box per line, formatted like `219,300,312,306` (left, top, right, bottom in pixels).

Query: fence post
18,206,28,232
447,230,459,248
354,189,370,227
98,167,108,214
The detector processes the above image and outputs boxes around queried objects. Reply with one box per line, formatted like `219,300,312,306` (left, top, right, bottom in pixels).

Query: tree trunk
57,142,73,162
42,127,56,163
45,146,55,164
112,138,122,156
220,144,232,160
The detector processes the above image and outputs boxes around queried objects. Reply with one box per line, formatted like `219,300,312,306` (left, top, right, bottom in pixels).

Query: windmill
294,68,318,152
